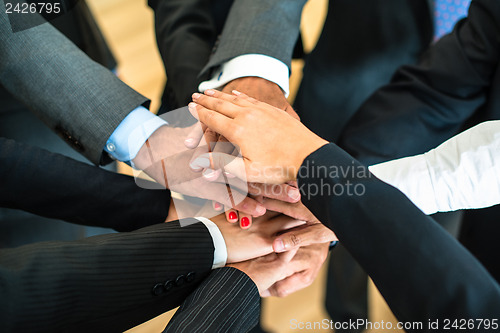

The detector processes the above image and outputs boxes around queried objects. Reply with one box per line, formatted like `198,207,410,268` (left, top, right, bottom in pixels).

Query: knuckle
288,234,301,247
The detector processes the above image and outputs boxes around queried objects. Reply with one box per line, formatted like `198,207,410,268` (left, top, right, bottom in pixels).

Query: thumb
273,224,338,253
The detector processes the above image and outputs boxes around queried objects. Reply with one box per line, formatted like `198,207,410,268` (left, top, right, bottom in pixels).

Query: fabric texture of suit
164,267,260,333
0,137,170,232
0,6,148,165
203,0,436,326
298,143,500,331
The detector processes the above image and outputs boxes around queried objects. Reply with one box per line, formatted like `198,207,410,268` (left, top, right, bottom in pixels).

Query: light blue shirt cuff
104,106,167,162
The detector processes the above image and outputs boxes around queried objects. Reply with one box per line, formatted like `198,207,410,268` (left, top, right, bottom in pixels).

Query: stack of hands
129,78,337,298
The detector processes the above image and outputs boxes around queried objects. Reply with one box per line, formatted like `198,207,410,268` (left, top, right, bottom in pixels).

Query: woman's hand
188,90,328,184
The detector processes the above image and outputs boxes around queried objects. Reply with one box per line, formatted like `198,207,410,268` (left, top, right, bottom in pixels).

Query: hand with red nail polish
210,211,304,263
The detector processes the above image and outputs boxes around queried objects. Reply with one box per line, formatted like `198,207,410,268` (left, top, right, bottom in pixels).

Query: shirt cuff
195,217,228,269
104,106,167,162
369,155,438,215
199,54,290,97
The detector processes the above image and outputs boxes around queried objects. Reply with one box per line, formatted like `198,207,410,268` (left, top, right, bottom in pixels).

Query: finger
268,272,312,298
188,102,235,141
231,90,259,104
190,152,247,181
212,201,223,212
202,168,222,181
192,91,244,118
261,198,316,222
239,212,252,229
225,209,239,223
248,183,301,203
273,224,338,253
184,122,206,149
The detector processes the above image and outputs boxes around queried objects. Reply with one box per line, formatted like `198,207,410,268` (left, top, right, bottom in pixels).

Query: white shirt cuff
369,155,439,215
104,106,167,162
195,217,228,269
199,54,290,97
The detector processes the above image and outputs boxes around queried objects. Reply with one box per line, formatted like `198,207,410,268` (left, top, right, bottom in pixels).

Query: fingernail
287,187,301,201
184,138,196,148
228,211,238,221
232,90,242,96
190,157,211,170
213,202,223,211
255,205,266,216
241,217,250,228
205,89,215,96
188,102,197,111
275,239,285,253
192,93,201,100
203,168,218,179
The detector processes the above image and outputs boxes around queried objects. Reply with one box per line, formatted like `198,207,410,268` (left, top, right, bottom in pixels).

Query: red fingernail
241,217,250,228
228,211,238,221
213,202,222,211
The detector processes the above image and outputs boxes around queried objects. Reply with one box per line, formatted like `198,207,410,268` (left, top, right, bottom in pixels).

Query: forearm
0,8,148,165
0,221,214,332
298,144,500,326
0,138,169,232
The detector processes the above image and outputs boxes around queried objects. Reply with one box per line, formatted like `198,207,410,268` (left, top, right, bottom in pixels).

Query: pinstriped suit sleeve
202,0,307,75
0,219,215,332
0,5,148,165
164,267,260,333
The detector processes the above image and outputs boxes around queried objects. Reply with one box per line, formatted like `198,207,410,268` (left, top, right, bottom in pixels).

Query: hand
261,198,338,252
189,89,328,184
211,211,306,263
228,248,298,297
132,124,267,217
222,77,298,119
262,242,330,297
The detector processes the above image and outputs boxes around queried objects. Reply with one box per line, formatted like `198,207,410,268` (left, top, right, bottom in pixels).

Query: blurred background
84,0,403,332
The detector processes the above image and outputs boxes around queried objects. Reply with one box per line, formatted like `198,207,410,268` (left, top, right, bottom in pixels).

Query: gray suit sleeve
0,6,149,165
201,0,307,75
164,267,260,333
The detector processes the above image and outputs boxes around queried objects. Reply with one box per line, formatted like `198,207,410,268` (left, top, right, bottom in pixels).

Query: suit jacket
0,137,170,232
0,5,148,165
148,0,219,110
298,144,500,329
164,267,260,333
340,0,500,165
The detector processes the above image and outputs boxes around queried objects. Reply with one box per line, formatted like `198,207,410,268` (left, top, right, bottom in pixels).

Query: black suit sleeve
298,144,500,330
340,0,500,165
148,0,218,108
0,137,170,232
0,219,215,333
164,267,260,333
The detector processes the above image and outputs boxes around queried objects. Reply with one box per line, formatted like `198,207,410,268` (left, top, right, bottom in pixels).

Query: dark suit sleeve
148,0,218,108
298,144,500,329
0,137,170,232
340,0,500,165
164,267,260,333
0,219,215,333
201,0,307,75
0,5,149,165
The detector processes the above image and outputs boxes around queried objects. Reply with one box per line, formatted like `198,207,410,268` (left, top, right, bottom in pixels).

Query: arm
0,137,170,232
148,0,218,107
163,267,260,333
0,220,215,333
201,0,307,75
0,5,148,165
299,144,500,327
369,120,500,215
340,0,500,166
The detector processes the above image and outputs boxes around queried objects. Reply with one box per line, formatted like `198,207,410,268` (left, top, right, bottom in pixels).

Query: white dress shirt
369,121,500,215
